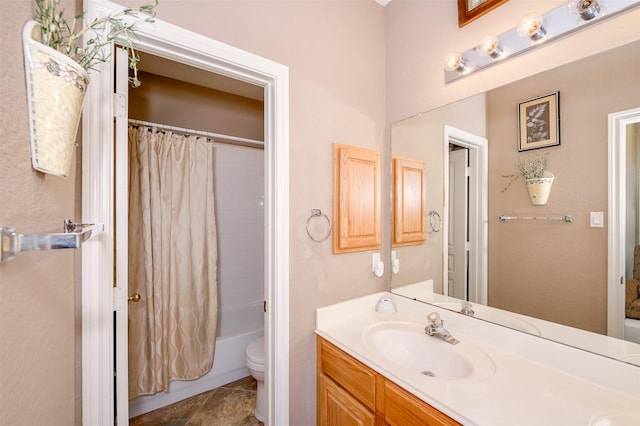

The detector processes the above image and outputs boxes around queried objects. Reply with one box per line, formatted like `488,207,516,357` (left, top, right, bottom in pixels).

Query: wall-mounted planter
525,171,554,205
22,20,89,178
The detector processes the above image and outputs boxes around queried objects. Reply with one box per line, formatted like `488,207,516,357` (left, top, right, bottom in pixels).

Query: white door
448,148,469,300
114,47,131,424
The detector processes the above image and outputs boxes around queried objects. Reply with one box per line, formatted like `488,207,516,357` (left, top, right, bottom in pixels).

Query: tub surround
315,292,640,425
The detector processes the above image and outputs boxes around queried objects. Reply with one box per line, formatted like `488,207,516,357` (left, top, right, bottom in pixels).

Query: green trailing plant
516,152,549,179
501,152,550,192
33,0,158,87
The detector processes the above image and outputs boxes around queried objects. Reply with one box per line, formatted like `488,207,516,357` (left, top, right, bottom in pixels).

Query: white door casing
81,1,290,424
114,46,130,423
608,107,640,339
443,125,488,305
448,148,468,300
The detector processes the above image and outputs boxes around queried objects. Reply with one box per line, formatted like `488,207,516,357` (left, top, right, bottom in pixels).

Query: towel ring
306,209,332,242
427,210,441,233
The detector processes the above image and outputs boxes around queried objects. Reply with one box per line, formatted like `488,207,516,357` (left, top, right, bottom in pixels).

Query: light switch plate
590,212,604,228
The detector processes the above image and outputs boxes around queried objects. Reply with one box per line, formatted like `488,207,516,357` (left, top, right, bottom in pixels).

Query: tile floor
129,376,263,426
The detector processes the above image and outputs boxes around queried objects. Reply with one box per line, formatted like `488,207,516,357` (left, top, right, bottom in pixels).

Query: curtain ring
306,209,332,242
427,210,441,233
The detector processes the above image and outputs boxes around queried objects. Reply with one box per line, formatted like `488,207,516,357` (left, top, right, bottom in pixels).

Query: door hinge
264,300,267,313
113,93,126,118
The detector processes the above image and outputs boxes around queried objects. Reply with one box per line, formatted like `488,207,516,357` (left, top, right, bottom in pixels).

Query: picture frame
457,0,510,27
518,92,560,152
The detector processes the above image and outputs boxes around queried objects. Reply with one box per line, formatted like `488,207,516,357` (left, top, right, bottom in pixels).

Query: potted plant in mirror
517,152,554,205
22,0,157,177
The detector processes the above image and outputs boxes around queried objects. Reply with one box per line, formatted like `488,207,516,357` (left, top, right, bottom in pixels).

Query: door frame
608,107,640,339
448,148,469,300
443,125,488,304
81,1,290,424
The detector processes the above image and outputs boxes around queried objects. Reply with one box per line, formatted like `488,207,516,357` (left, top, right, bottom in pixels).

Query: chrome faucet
425,312,459,345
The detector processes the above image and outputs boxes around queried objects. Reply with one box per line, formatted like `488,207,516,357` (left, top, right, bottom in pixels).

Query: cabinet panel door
393,156,426,246
318,375,375,426
333,144,381,253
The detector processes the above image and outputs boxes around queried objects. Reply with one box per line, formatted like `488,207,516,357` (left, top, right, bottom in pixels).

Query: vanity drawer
381,379,461,426
317,336,377,411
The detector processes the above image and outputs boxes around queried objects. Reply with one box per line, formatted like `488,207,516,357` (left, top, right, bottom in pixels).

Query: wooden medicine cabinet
333,144,381,254
393,156,426,246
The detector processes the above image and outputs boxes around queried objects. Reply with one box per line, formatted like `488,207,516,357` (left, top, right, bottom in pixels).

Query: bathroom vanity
315,292,640,425
317,336,460,425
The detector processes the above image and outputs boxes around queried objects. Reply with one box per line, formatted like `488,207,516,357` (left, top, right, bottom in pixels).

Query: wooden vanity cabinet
317,336,462,426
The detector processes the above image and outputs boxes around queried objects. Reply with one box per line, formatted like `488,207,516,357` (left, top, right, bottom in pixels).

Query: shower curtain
127,126,218,399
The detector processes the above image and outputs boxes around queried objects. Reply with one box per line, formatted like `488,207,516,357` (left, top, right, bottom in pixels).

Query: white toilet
245,336,265,421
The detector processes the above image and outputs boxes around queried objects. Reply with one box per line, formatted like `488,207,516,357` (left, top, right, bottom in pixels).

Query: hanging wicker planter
22,20,89,178
525,171,554,205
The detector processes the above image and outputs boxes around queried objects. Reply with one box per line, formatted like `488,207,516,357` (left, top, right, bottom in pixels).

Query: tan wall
0,0,80,424
487,42,640,333
129,71,264,141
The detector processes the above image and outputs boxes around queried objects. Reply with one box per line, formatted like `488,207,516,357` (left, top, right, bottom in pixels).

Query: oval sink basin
434,302,541,336
590,411,640,426
620,354,640,367
362,321,495,382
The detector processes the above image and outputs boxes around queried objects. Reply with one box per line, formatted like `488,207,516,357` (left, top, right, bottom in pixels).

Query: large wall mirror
390,39,640,366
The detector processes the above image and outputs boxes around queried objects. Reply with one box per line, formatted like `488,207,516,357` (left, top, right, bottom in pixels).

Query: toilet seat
246,336,265,366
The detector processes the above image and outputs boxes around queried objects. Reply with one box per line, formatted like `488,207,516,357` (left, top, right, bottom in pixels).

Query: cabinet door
393,156,426,246
333,144,381,254
318,374,375,426
382,380,462,426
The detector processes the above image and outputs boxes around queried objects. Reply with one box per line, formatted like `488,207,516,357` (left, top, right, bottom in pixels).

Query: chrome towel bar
499,214,573,223
0,219,104,263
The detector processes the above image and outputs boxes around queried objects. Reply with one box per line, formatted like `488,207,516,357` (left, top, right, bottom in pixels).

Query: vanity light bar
444,0,640,83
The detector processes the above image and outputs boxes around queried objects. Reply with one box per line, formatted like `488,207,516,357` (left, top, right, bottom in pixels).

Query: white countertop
315,292,640,426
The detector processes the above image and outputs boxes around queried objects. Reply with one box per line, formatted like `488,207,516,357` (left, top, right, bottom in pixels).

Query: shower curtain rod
128,119,264,149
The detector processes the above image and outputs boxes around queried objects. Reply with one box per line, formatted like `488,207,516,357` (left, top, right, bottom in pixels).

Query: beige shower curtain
127,126,218,399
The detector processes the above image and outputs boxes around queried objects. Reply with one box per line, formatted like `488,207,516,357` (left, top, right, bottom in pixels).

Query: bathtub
625,318,640,344
129,303,264,418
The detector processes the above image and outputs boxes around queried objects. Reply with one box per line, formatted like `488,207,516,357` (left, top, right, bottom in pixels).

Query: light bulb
568,0,602,21
444,53,471,73
476,35,503,59
517,13,546,42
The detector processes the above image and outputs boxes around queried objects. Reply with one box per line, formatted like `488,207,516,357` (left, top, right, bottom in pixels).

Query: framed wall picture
518,92,560,152
458,0,510,27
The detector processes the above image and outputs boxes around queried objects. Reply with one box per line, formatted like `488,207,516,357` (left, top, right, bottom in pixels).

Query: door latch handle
128,293,141,303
